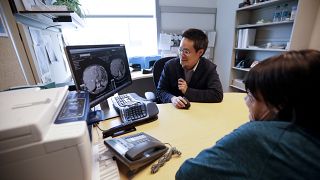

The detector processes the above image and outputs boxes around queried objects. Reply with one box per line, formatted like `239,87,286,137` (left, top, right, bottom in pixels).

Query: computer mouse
182,97,191,109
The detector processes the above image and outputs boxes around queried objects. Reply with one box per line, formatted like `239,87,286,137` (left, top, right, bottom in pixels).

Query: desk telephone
104,132,168,173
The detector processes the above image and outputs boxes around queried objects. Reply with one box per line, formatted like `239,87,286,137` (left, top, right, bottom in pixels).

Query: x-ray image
82,65,108,94
110,58,126,80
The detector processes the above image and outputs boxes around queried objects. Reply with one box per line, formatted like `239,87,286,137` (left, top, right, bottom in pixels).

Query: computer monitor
65,44,132,118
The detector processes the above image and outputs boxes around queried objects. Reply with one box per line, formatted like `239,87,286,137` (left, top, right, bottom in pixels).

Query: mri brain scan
82,65,108,94
110,58,126,80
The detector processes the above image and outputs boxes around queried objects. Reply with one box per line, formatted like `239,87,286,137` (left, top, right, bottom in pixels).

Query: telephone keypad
119,133,151,149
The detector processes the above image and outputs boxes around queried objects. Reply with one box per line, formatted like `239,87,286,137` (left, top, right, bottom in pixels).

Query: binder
237,29,243,48
242,29,256,48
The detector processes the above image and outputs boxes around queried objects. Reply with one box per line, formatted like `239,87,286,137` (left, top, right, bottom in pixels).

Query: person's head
179,28,208,70
244,49,320,132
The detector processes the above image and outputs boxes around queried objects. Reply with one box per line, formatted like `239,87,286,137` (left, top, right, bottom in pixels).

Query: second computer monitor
65,44,132,107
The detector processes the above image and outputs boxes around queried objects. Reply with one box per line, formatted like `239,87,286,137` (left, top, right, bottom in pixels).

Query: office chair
144,56,176,103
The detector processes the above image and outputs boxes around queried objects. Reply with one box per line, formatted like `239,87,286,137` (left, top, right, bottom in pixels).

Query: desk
92,93,249,179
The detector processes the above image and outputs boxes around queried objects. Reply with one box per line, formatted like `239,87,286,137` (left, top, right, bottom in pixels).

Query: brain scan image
82,65,108,94
110,58,126,80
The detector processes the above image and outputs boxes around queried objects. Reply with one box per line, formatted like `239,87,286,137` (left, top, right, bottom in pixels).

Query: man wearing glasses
156,28,223,109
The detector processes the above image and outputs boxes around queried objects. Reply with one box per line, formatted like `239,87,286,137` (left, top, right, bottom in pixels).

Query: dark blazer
156,57,223,103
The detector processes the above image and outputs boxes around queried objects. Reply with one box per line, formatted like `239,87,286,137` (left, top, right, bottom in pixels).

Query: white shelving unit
232,67,250,72
237,20,293,29
230,0,319,92
9,0,84,29
18,11,84,29
234,47,288,52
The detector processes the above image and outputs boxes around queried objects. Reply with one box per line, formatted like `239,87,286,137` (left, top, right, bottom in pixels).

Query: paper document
159,33,172,50
92,142,120,180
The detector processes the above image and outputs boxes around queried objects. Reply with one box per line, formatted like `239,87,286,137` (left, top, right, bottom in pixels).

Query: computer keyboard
111,93,159,124
122,102,147,121
112,94,135,107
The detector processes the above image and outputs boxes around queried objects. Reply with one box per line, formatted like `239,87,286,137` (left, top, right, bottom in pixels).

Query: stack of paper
92,142,120,180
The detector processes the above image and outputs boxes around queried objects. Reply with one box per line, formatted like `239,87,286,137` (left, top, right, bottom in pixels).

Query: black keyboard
111,93,159,124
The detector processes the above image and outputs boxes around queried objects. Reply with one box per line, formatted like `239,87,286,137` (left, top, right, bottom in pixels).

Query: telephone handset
125,141,166,161
104,132,168,174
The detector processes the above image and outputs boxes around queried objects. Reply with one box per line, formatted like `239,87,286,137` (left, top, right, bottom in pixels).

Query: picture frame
0,5,8,37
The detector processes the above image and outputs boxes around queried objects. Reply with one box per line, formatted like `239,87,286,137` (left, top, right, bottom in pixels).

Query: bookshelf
230,0,319,92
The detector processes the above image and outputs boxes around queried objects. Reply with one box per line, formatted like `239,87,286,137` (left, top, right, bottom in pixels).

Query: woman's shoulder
229,121,320,147
239,121,292,135
220,121,292,145
238,121,291,132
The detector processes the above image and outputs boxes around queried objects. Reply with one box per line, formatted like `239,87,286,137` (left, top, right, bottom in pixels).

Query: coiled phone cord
151,146,182,174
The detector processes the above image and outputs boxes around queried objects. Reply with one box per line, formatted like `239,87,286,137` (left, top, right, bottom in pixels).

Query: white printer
0,86,92,180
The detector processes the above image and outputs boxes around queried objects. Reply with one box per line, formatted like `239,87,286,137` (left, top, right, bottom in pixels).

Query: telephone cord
151,147,182,174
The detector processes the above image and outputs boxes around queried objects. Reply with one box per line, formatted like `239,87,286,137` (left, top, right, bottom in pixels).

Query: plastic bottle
281,4,290,21
273,5,281,22
290,6,297,20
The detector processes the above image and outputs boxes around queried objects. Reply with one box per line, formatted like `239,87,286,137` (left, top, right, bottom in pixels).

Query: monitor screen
65,44,132,107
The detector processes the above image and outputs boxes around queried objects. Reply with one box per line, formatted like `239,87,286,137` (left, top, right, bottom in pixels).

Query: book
237,29,243,48
242,28,256,48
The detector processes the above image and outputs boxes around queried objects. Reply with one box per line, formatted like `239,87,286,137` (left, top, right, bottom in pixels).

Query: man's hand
178,78,188,94
171,96,188,109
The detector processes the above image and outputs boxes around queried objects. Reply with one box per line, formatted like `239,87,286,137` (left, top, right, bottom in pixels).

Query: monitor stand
99,98,119,120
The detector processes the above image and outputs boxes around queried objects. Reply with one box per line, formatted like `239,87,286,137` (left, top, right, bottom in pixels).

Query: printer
0,86,92,180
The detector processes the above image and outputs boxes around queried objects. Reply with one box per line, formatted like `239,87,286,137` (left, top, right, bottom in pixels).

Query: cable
94,123,107,131
150,146,182,174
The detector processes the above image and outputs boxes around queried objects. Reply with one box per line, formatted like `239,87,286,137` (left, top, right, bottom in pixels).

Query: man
156,28,223,109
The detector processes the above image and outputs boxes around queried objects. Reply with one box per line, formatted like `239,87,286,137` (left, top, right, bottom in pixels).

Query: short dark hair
182,28,208,57
245,50,320,133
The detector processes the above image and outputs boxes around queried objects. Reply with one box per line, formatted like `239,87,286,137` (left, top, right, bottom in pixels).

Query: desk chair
145,56,176,103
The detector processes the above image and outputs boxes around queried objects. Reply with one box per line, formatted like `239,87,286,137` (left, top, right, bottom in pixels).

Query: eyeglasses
178,47,191,56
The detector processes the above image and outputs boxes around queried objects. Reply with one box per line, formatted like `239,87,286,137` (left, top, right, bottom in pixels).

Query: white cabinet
230,0,319,92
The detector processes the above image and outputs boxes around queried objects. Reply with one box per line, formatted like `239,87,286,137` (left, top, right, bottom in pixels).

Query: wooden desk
92,93,249,180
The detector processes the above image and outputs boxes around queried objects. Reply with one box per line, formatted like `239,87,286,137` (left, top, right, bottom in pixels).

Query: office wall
160,0,217,7
0,1,34,90
0,36,26,90
159,0,217,32
214,0,242,92
309,6,320,50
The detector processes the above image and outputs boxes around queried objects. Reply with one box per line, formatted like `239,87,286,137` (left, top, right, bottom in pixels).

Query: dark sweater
176,121,320,180
156,57,223,103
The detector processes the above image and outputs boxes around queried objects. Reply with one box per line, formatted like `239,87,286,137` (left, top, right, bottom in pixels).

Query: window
62,0,158,57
